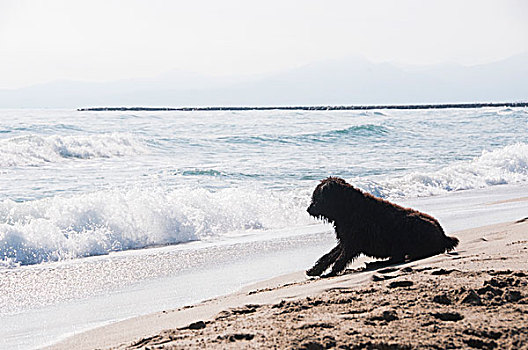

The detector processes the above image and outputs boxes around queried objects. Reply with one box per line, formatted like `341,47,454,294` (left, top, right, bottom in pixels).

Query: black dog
307,177,459,276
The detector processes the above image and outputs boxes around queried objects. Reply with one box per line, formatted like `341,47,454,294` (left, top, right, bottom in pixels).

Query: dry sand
49,219,528,350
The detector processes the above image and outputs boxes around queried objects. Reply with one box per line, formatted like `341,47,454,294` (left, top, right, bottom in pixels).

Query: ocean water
1,107,527,267
0,108,528,268
1,107,528,348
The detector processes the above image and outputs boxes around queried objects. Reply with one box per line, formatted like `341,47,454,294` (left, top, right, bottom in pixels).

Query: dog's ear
320,177,340,194
319,180,330,194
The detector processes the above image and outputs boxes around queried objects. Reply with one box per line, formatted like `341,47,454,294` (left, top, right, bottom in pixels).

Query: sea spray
0,186,311,266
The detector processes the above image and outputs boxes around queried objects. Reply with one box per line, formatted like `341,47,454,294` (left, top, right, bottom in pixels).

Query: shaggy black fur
307,177,459,277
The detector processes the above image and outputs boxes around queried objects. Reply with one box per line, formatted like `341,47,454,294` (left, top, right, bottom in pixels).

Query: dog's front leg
306,244,342,276
324,250,359,277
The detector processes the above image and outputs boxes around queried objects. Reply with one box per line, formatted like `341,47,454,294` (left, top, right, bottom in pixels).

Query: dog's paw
306,267,322,277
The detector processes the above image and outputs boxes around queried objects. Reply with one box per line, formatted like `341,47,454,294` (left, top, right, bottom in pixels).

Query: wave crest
357,143,528,198
315,124,388,138
220,124,388,145
0,133,147,167
0,186,310,267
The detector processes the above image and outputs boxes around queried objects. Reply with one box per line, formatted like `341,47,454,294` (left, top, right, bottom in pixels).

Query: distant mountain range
1,53,527,108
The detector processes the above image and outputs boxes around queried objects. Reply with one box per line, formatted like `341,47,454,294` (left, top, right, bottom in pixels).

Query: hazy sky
1,0,527,89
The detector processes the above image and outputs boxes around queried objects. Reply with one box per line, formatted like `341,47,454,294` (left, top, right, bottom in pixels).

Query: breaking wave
0,133,147,167
0,186,310,267
357,143,528,198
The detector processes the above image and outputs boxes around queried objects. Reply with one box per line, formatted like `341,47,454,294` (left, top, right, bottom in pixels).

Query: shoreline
48,219,528,349
77,101,528,112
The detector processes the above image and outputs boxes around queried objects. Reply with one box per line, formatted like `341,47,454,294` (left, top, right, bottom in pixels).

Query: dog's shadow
361,251,460,273
319,257,425,278
363,259,408,271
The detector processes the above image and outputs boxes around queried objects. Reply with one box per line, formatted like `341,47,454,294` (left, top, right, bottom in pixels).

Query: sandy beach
48,214,528,350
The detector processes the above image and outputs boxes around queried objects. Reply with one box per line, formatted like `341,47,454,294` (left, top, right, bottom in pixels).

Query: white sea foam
0,186,310,267
358,143,528,198
0,133,147,167
4,142,525,267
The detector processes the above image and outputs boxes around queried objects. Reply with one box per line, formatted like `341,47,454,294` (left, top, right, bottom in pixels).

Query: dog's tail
443,235,459,252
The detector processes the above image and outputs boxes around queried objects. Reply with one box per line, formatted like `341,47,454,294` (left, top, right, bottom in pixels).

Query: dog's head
307,177,350,222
